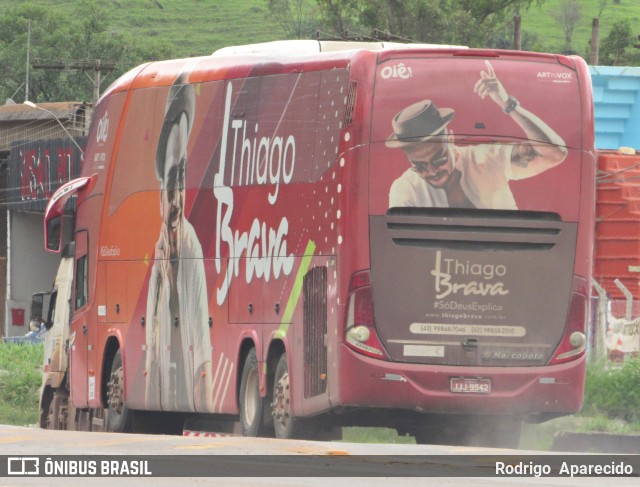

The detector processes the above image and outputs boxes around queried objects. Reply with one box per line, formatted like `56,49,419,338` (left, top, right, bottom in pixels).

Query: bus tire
239,348,265,437
271,353,324,439
105,349,132,433
272,354,295,438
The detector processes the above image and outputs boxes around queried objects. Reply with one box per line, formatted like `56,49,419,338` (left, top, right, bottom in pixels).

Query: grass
2,0,284,58
101,0,283,58
0,343,43,427
342,427,416,444
582,356,640,423
518,0,640,56
2,0,639,61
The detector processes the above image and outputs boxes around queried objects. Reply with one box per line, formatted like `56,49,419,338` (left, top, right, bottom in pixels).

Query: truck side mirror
30,293,45,331
46,215,62,252
43,176,94,253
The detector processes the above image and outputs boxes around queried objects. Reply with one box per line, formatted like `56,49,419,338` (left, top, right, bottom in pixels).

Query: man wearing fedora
387,61,568,209
145,65,214,413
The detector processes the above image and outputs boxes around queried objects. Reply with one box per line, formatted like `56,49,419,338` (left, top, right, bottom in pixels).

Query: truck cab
30,243,75,429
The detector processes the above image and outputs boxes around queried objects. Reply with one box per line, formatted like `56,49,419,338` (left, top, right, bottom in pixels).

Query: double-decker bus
33,40,594,447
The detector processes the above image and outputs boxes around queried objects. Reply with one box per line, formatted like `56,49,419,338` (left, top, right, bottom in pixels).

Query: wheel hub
271,371,290,427
107,367,124,414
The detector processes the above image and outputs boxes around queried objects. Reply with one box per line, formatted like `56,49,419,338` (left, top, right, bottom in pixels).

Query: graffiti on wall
9,138,85,210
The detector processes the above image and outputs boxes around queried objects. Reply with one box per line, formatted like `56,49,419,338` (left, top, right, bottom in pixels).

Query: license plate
450,377,491,394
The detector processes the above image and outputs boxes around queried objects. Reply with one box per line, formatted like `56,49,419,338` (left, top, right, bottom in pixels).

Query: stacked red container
594,149,640,360
595,149,640,301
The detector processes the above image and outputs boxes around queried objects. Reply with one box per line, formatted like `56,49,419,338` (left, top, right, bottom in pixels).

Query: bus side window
75,255,88,309
74,230,89,310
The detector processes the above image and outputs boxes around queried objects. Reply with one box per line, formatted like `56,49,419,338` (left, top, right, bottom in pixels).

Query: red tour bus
35,41,594,447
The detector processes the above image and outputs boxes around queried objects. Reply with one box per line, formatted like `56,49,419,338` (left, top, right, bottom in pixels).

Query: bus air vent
385,207,562,251
303,266,328,399
343,81,357,127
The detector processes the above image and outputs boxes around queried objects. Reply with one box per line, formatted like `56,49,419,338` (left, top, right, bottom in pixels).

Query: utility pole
25,21,31,102
513,14,522,50
590,17,600,65
32,59,117,104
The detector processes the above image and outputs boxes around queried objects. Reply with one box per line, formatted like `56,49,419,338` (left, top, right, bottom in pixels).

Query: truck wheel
106,349,132,433
40,389,54,429
239,348,265,437
42,389,67,430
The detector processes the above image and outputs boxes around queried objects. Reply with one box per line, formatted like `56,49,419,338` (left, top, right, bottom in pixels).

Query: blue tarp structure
590,66,640,150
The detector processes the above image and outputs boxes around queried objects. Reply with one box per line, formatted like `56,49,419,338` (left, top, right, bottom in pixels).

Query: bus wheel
272,353,297,438
270,353,324,440
239,348,265,437
105,349,132,433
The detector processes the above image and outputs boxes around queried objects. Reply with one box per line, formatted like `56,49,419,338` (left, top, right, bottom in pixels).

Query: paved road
0,425,636,487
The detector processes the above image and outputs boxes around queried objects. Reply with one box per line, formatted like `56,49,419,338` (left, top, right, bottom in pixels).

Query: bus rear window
371,57,582,218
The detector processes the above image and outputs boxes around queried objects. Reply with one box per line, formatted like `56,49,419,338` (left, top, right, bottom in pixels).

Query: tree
307,0,547,47
355,0,450,43
596,0,609,18
600,19,637,66
457,0,542,23
268,0,320,39
0,1,172,103
314,0,362,37
553,0,583,51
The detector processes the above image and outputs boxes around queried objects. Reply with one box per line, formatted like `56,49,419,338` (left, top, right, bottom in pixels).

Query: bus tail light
344,270,388,360
549,277,588,364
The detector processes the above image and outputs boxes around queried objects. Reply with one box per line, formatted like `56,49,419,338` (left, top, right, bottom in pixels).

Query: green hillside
1,0,284,58
1,0,639,60
101,0,284,57
519,0,640,56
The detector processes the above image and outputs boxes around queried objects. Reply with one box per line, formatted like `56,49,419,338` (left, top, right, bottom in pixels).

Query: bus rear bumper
335,345,586,416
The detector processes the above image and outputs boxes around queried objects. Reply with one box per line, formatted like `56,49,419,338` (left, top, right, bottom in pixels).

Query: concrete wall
4,211,65,338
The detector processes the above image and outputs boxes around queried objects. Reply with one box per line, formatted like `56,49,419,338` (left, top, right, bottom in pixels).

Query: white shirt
389,144,516,209
145,219,212,412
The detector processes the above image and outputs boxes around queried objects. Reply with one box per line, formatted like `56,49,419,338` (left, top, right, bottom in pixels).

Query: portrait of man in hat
387,61,568,210
145,65,213,413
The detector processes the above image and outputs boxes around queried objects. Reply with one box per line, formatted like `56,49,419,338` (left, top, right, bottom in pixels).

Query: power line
32,59,118,104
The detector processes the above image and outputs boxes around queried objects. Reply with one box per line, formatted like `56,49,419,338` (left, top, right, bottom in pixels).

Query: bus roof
212,40,468,56
101,42,573,104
